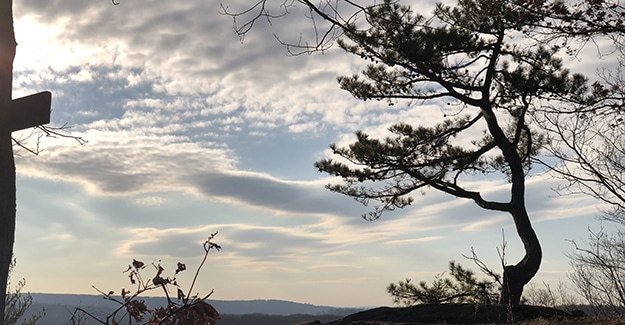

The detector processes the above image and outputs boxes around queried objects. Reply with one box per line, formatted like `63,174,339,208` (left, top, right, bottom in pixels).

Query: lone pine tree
313,0,590,304
225,0,594,304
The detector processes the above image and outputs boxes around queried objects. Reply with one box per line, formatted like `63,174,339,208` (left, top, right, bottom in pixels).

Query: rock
324,304,572,324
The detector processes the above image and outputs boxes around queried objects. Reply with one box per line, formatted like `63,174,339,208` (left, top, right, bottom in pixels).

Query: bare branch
71,234,220,325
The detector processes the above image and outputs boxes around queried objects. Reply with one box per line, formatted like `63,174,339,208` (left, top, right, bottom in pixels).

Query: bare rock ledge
308,304,578,325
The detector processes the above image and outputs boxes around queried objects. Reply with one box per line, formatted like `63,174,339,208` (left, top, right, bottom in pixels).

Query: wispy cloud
384,236,444,245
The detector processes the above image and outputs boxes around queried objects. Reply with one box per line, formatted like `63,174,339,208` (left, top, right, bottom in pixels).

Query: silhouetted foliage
71,232,221,325
524,0,625,315
223,0,620,306
4,258,44,325
310,0,591,305
388,261,501,306
567,212,625,316
522,280,580,313
525,0,625,213
536,0,625,41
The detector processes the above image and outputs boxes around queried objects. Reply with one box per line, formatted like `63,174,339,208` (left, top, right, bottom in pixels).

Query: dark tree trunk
482,132,543,306
479,59,543,305
0,0,16,323
499,207,542,304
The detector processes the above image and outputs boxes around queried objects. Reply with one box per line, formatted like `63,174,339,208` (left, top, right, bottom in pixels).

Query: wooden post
0,0,52,322
0,0,17,323
10,91,52,132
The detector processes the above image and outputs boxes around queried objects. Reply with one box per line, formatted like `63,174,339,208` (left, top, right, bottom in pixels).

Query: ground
295,304,625,325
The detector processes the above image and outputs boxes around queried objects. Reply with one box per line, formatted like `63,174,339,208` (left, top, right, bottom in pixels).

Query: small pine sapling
387,261,501,306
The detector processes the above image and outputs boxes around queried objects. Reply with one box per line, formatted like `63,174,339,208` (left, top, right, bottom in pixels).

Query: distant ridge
24,293,363,323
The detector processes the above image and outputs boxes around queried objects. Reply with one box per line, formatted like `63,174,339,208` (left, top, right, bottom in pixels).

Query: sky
6,0,617,308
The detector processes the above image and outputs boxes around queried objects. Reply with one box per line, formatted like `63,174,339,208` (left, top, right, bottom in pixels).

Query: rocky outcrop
324,304,574,324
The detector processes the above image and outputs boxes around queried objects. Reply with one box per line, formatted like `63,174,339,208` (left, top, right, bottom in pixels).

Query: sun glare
13,16,64,71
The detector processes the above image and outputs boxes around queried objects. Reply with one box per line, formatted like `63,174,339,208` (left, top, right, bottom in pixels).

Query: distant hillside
19,293,364,324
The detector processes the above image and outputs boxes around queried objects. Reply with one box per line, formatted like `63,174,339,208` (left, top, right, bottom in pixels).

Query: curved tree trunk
489,117,542,305
0,0,16,323
479,56,543,304
500,206,542,304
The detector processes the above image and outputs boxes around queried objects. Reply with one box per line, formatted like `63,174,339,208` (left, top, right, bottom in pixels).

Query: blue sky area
8,0,615,307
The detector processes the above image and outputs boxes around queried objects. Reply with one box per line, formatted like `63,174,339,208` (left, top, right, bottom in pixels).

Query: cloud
13,0,421,135
15,126,372,223
384,236,444,245
187,172,366,217
134,196,165,206
115,223,350,274
16,129,235,194
12,0,487,227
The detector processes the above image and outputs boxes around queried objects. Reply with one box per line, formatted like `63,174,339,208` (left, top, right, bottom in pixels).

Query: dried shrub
71,232,221,325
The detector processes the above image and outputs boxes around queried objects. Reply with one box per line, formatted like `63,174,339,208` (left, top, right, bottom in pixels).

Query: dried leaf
154,263,165,278
127,299,149,322
176,262,186,274
153,275,169,286
132,259,145,269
